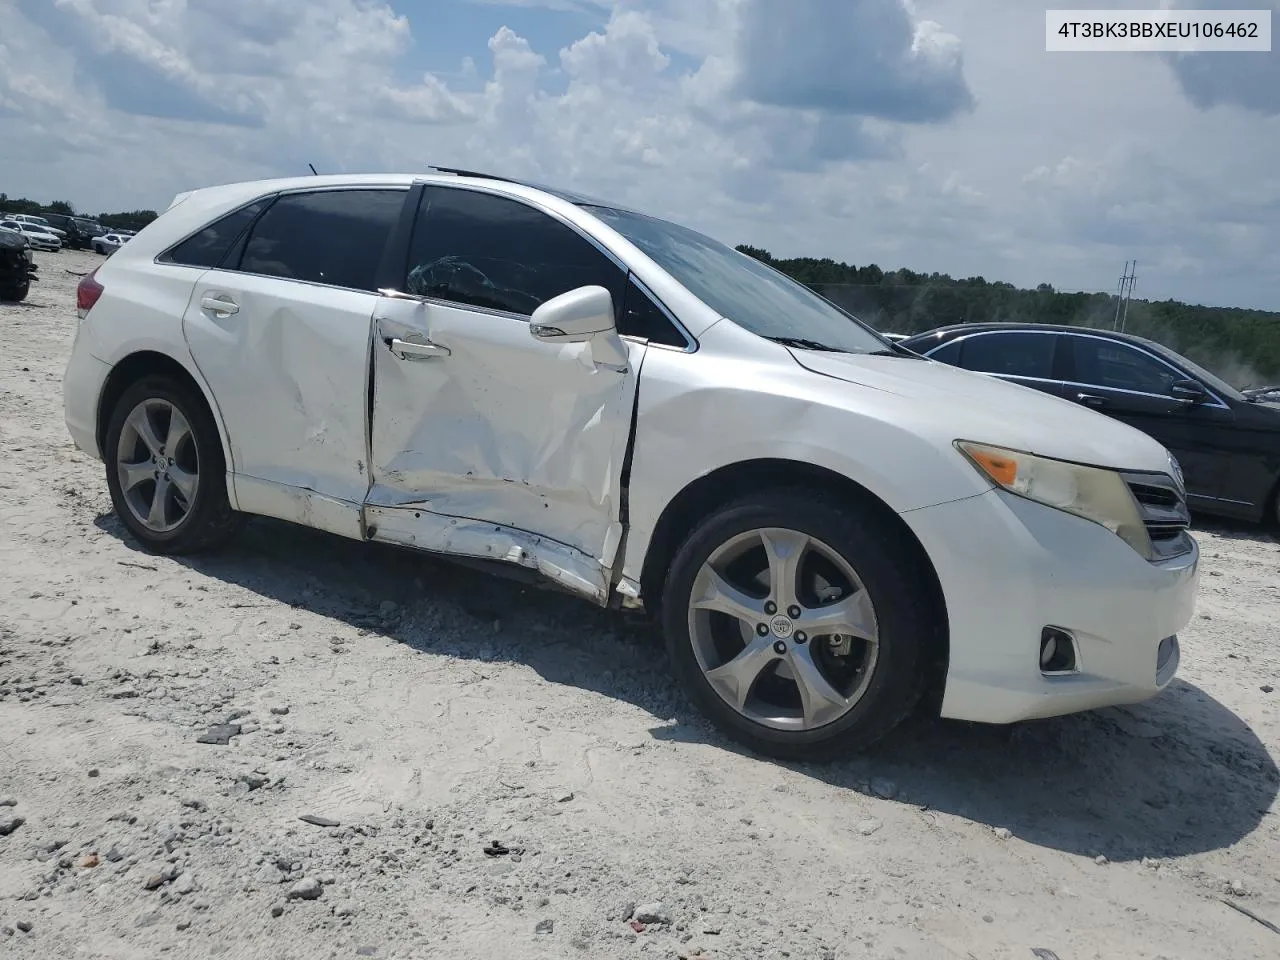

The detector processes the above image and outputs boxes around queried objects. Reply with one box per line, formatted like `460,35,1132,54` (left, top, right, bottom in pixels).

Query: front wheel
103,375,243,554
661,489,937,761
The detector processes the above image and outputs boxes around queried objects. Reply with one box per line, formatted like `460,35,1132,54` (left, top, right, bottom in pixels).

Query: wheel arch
96,351,235,485
638,457,950,708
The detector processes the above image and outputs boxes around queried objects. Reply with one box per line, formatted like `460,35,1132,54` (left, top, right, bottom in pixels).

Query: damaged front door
365,185,644,602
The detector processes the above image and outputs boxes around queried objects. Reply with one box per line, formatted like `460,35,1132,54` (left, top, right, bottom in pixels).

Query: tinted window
585,205,887,355
925,339,962,364
161,200,267,268
404,188,625,317
1070,337,1181,395
961,332,1056,378
618,277,685,346
239,189,405,290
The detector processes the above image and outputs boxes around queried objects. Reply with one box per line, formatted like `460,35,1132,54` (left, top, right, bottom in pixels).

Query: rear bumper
902,489,1199,725
63,345,110,460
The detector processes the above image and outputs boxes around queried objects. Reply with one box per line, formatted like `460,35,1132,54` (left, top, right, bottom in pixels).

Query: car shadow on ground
95,511,1279,864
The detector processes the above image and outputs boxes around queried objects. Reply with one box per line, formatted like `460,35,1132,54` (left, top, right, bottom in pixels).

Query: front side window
1070,337,1181,395
618,276,685,347
960,332,1056,379
160,200,268,269
404,187,626,317
584,205,888,355
238,189,406,291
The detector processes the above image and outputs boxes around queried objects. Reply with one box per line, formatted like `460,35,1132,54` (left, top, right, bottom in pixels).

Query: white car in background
62,170,1199,760
92,233,130,255
7,213,67,239
0,219,62,251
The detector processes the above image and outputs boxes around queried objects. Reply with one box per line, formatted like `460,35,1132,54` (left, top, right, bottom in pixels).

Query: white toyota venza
63,171,1200,759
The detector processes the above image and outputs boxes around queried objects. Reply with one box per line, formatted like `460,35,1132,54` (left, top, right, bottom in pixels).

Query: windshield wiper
766,336,847,353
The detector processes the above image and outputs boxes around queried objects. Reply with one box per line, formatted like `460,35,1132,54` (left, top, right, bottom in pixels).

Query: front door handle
200,295,239,317
1076,392,1107,408
387,337,450,360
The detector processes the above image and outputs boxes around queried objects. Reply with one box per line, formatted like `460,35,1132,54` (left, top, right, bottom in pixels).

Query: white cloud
0,0,1277,310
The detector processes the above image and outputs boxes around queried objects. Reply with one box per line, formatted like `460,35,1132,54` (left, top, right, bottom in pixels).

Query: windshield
584,205,890,354
1146,342,1247,401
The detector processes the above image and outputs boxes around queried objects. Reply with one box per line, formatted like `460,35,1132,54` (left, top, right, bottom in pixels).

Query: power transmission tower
1112,260,1137,331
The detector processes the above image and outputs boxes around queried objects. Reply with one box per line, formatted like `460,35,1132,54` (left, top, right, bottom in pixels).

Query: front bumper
902,489,1199,725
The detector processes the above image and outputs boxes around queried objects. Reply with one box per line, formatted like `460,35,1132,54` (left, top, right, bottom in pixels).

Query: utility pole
1112,260,1137,331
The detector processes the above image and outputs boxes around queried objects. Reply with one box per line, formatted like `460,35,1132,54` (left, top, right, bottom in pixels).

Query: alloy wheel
115,398,200,533
686,527,880,732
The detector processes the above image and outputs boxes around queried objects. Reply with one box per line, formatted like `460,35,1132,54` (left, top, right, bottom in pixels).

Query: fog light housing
1040,626,1078,675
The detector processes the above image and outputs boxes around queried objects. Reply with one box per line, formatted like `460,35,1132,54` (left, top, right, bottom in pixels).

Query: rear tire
0,280,29,302
103,375,243,554
661,488,937,761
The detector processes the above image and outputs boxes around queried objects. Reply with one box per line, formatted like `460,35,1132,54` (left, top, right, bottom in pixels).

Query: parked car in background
63,171,1198,760
0,227,38,302
902,323,1280,525
1245,385,1280,405
92,232,129,255
6,213,67,240
41,214,107,250
0,219,62,252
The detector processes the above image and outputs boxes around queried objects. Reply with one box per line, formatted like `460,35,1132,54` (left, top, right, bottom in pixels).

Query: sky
1,0,1277,310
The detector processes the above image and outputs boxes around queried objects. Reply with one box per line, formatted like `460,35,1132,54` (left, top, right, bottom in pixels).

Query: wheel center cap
769,615,794,639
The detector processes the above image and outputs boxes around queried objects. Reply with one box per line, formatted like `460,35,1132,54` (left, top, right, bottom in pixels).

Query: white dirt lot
1,249,1278,960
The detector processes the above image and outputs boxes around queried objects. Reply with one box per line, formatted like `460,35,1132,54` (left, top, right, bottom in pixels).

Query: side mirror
1170,379,1206,403
529,286,616,344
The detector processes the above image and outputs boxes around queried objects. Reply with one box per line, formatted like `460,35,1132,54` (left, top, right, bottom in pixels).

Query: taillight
76,268,104,319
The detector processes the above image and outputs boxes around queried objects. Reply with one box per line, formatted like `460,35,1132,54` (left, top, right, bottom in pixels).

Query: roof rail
425,166,518,183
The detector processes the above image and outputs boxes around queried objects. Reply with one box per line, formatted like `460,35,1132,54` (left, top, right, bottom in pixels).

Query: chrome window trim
923,328,1230,410
1059,331,1230,409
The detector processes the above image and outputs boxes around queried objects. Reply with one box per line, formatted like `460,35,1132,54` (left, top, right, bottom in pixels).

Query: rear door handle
1076,392,1107,408
387,337,450,360
200,295,239,317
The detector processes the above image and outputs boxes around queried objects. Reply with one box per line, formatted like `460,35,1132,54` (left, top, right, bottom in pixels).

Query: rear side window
403,187,626,317
239,189,406,291
160,200,267,268
960,332,1056,379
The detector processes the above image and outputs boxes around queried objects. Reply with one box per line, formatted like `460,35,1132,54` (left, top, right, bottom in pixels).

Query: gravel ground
1,249,1279,960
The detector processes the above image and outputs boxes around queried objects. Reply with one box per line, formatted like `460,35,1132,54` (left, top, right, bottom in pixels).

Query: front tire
661,489,937,761
103,375,243,554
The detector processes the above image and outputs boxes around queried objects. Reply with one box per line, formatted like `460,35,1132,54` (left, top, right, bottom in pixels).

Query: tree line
738,246,1280,388
0,194,159,233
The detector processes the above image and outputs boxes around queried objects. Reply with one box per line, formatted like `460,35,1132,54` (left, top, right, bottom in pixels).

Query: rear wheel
103,376,243,554
661,489,937,761
0,280,29,302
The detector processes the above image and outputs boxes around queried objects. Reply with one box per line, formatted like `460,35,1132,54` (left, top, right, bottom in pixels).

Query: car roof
169,168,641,219
902,321,1166,352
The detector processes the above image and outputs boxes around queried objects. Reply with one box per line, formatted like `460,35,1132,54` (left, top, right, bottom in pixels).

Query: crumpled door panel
367,297,643,583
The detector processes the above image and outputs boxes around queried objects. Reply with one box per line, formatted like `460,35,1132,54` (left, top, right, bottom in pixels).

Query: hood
790,349,1176,475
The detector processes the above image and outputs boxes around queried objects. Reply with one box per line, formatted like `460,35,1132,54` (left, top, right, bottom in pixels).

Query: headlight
956,441,1152,559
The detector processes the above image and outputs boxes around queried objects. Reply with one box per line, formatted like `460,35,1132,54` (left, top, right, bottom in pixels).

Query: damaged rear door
364,184,645,602
181,186,409,537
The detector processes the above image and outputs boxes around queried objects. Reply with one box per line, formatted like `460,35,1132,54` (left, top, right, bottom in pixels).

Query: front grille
1121,472,1193,561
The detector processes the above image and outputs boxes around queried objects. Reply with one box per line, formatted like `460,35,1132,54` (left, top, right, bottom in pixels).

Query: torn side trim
365,504,610,605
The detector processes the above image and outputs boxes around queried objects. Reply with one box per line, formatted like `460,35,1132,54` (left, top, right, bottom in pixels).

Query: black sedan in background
901,323,1280,525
